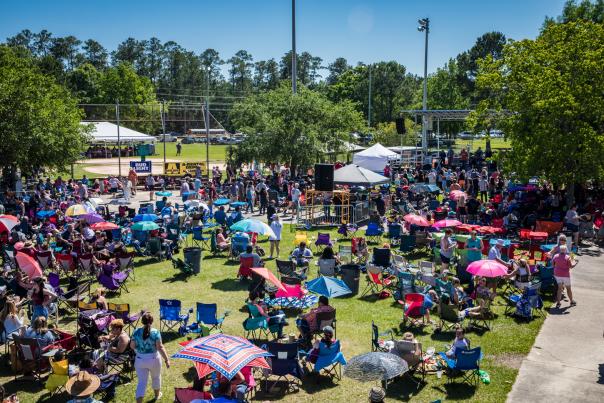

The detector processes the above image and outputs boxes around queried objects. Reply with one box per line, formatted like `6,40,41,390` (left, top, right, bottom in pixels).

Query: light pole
205,66,211,179
368,64,372,128
291,0,297,94
418,17,430,153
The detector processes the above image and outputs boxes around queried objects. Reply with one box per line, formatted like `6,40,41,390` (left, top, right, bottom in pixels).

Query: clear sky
0,0,567,76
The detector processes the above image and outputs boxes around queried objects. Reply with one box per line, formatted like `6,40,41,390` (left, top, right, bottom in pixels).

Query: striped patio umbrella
173,334,272,380
0,215,19,232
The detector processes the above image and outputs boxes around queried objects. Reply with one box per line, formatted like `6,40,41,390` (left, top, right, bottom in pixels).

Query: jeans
135,352,162,398
32,304,48,320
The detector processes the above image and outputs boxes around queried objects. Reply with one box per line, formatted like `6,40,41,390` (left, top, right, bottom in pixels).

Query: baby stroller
579,214,596,241
78,310,115,350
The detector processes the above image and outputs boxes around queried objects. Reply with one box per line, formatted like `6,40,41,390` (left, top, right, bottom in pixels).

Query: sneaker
570,300,577,306
555,302,561,309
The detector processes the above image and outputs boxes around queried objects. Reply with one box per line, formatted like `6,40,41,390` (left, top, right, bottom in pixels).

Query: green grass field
3,224,545,403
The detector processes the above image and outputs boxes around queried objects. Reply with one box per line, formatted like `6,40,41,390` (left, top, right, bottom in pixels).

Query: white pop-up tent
84,122,155,143
352,143,398,172
334,164,390,187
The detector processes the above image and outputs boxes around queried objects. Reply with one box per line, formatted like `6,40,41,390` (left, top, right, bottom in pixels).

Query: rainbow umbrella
66,204,91,217
432,219,462,229
0,215,19,232
403,214,430,227
91,222,119,231
15,252,43,279
466,259,508,278
131,221,160,231
172,333,272,380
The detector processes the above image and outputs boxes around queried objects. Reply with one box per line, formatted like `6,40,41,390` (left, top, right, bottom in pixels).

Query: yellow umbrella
65,204,89,217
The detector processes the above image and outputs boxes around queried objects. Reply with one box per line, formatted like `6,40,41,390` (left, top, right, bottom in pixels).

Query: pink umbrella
432,219,463,229
0,215,19,232
250,267,287,292
466,259,508,278
81,213,105,224
15,252,43,279
449,190,466,200
403,214,430,227
91,222,119,231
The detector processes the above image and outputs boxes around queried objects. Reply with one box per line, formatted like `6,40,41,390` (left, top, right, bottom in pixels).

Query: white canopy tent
84,122,155,143
352,143,398,172
333,164,390,187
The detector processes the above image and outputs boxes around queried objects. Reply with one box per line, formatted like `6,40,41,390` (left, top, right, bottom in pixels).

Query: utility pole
368,64,372,128
205,67,211,179
291,0,297,94
161,101,167,169
418,18,430,153
115,100,122,178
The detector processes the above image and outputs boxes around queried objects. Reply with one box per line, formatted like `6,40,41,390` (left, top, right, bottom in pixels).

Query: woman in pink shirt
553,245,577,308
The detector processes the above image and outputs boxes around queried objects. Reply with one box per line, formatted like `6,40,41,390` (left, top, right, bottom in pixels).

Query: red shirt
552,253,571,277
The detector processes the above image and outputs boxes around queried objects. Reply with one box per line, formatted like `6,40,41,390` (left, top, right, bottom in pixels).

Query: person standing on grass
176,141,182,156
269,214,282,259
128,168,138,195
553,245,578,308
131,312,170,403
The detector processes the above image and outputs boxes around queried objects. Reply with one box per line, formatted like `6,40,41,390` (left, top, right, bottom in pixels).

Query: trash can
340,264,361,295
183,247,202,274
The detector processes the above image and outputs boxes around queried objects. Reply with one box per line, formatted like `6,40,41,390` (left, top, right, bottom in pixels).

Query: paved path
507,244,604,403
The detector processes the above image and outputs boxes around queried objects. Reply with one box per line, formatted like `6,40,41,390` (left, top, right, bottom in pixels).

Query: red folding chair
399,293,426,327
238,256,254,280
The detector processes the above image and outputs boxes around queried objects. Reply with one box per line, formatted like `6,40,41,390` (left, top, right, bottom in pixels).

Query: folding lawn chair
145,237,166,261
78,253,98,278
191,226,210,250
314,232,332,253
276,259,297,278
372,247,391,269
468,298,494,331
362,264,394,296
312,309,337,339
392,340,425,386
238,256,254,280
371,320,393,352
194,303,226,333
55,253,76,274
365,222,383,244
317,258,337,277
293,231,309,246
262,342,303,393
438,302,465,332
107,302,141,335
399,234,416,253
439,347,482,386
158,299,191,335
399,293,426,328
172,257,194,276
13,336,50,382
243,303,271,340
301,339,346,382
338,245,352,263
36,250,54,271
174,388,213,403
387,224,402,245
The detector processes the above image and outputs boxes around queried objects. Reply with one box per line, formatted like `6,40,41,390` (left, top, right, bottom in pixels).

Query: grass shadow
433,382,478,400
384,376,428,401
297,372,340,394
162,271,195,283
211,278,249,292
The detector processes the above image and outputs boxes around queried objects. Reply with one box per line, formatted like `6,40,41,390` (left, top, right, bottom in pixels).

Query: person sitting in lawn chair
215,228,230,252
291,242,313,268
296,296,335,342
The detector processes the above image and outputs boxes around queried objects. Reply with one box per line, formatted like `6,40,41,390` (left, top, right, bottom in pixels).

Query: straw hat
369,386,386,402
65,371,100,397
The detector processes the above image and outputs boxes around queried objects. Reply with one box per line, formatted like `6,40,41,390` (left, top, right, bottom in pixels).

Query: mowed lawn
3,224,546,403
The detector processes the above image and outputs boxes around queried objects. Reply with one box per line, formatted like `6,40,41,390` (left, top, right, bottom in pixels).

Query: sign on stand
130,161,152,174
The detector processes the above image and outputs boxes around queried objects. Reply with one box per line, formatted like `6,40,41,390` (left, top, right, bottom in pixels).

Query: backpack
515,297,532,319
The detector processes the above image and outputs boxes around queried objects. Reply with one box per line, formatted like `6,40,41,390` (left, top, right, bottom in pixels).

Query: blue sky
1,0,567,76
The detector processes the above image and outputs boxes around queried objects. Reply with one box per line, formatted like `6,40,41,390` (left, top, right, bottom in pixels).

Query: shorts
440,254,451,264
457,207,467,216
555,276,571,287
566,223,579,233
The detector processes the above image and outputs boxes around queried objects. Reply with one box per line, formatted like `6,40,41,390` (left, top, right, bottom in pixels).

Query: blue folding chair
399,234,416,253
230,234,249,260
387,224,402,244
191,226,210,249
440,347,482,385
262,342,303,393
429,199,440,211
159,299,191,335
195,303,226,333
302,339,346,381
365,222,383,244
132,229,148,245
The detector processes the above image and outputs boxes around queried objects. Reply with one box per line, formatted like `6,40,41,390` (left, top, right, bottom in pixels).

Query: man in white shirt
428,170,437,185
290,183,301,216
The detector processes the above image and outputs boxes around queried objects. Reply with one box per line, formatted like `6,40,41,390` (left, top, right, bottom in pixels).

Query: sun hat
496,239,505,246
322,325,334,335
369,386,386,402
65,371,100,397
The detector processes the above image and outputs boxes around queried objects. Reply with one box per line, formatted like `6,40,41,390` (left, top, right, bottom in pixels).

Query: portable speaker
395,117,406,134
314,164,334,191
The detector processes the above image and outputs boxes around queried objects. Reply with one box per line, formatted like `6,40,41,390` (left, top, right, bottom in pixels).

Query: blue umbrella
133,213,159,222
36,210,55,218
155,191,172,197
306,277,352,298
213,198,230,206
182,191,197,197
230,219,275,237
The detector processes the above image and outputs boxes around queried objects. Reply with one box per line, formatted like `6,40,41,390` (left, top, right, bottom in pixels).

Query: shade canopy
333,164,390,187
85,121,155,143
352,143,398,172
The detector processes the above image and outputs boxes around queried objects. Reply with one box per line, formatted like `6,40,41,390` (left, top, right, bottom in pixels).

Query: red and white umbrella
15,252,43,279
0,215,19,232
403,214,430,227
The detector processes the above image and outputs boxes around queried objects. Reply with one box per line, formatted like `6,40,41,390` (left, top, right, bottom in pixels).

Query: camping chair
505,282,543,319
3,247,17,270
276,259,297,278
338,245,352,263
392,253,408,271
194,303,226,333
538,265,557,294
468,298,493,331
107,303,141,335
145,237,166,261
440,347,482,385
371,321,393,352
293,231,309,246
399,293,426,327
171,257,194,276
45,357,69,395
174,388,213,403
238,256,254,280
314,232,332,253
57,281,90,317
281,276,302,286
365,222,383,244
301,339,346,382
55,253,76,274
419,261,434,275
387,224,402,245
78,300,98,311
393,271,420,301
399,234,416,253
362,264,394,296
262,342,303,393
13,336,50,382
229,234,249,260
36,250,54,271
438,302,465,332
317,258,337,277
243,303,271,340
98,269,131,295
415,232,431,249
105,347,135,382
78,253,98,278
311,309,337,339
392,340,425,386
372,247,391,269
159,299,192,335
191,226,210,250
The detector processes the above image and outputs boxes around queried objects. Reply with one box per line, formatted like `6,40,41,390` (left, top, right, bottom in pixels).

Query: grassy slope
5,224,545,403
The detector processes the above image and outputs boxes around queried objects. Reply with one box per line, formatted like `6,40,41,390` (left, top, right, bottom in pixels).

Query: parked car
458,131,475,140
158,134,178,142
182,136,196,144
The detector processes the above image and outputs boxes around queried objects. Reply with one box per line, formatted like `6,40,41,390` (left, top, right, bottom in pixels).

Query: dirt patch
490,352,525,369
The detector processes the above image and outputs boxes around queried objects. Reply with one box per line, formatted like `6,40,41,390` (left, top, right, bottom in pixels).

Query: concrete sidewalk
507,244,604,403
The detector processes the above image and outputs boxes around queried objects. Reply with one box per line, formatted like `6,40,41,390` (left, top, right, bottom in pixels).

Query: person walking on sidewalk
553,245,578,308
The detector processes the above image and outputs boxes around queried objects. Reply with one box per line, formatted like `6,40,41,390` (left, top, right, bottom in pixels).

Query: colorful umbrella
184,200,209,211
131,221,160,231
250,267,287,292
0,215,19,232
155,191,172,197
230,219,275,238
15,252,43,279
193,357,269,379
172,333,272,380
432,219,462,229
36,210,56,219
87,198,104,208
449,190,466,200
133,213,159,222
213,198,230,206
306,276,352,298
81,213,105,224
91,222,119,231
466,259,508,278
264,295,319,310
403,214,430,227
65,204,90,217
